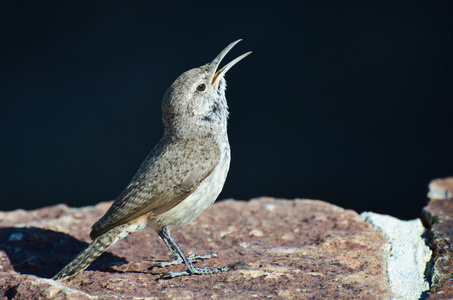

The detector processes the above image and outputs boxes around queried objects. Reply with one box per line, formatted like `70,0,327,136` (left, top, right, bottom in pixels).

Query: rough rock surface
0,198,392,299
422,177,453,299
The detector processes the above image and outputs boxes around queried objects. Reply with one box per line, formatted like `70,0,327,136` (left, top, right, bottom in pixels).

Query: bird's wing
90,135,220,239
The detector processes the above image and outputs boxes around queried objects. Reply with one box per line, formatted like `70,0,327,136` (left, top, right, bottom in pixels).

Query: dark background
1,1,452,220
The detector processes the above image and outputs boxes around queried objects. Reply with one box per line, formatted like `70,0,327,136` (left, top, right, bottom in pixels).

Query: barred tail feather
53,226,125,281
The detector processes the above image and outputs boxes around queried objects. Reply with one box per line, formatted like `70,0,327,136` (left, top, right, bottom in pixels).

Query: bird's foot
150,252,217,269
159,261,250,279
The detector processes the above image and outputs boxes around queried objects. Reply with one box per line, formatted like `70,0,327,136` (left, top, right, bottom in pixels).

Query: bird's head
162,40,251,137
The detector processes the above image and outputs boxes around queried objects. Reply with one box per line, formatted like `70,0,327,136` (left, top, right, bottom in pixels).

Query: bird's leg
153,227,245,278
151,228,216,268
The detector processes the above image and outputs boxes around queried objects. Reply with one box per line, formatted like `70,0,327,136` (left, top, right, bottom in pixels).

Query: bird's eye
197,83,206,91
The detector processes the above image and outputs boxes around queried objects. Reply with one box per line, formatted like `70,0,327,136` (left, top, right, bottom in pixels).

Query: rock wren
53,40,251,281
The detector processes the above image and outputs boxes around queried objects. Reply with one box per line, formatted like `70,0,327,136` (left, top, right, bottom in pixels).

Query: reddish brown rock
0,198,392,299
423,177,453,299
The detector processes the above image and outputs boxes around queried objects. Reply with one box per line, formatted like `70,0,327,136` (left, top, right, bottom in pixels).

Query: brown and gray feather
91,134,220,239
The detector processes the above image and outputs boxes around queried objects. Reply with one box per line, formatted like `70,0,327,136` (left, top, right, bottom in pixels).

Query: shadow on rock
0,227,126,278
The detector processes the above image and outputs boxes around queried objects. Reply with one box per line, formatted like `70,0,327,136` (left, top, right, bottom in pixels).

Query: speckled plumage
53,40,251,281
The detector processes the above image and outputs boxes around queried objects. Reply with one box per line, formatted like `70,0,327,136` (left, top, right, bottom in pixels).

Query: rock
360,212,431,299
422,177,453,299
8,277,95,300
0,198,392,299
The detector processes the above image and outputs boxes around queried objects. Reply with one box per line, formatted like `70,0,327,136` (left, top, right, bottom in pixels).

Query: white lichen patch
360,212,431,300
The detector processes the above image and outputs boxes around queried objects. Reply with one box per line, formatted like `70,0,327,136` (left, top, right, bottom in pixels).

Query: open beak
210,39,252,87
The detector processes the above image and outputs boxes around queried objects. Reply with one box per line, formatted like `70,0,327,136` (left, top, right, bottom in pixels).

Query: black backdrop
1,1,452,220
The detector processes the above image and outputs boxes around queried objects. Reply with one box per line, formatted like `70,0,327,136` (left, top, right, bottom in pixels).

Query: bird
53,40,251,281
